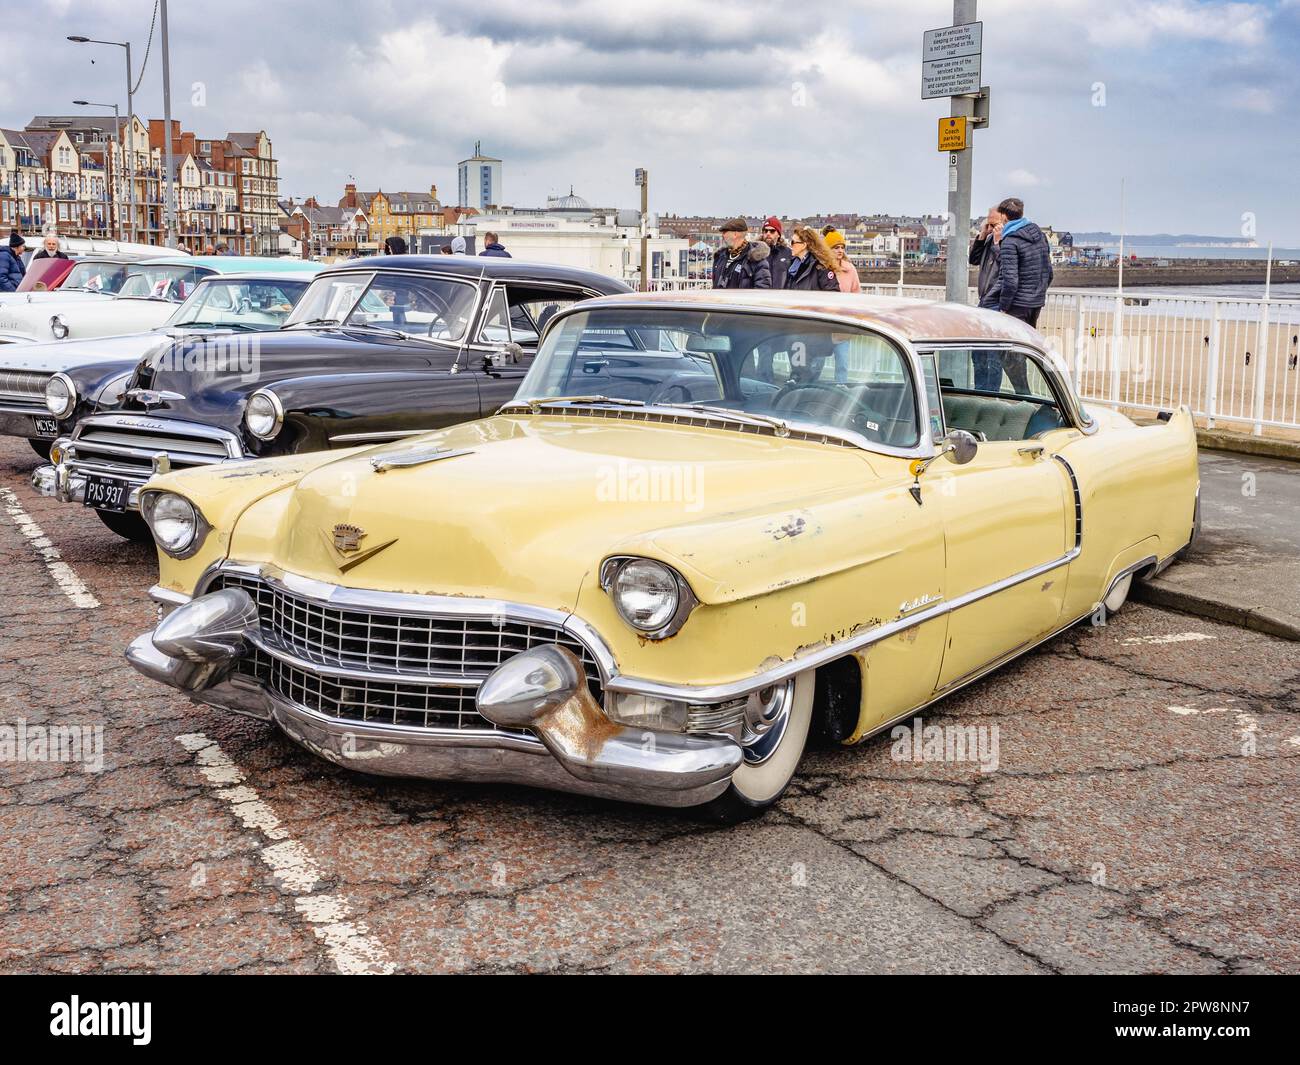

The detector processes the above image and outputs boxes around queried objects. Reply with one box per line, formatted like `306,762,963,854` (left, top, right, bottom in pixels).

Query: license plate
83,474,129,512
31,416,57,438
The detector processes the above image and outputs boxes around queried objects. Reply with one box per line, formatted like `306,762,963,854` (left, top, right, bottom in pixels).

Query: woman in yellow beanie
822,230,861,294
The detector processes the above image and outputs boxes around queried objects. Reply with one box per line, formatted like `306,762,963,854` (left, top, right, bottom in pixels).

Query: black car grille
211,572,603,731
70,420,234,480
0,369,48,412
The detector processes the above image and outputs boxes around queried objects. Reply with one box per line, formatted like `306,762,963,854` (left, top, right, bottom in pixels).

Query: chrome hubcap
740,680,794,765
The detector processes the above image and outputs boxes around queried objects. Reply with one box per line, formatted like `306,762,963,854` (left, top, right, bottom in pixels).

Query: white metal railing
640,278,1300,435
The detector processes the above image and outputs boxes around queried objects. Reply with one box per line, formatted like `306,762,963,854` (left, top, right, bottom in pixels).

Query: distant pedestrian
711,218,771,288
760,216,792,289
0,234,26,292
785,226,840,291
969,204,1008,390
32,235,68,261
438,243,453,255
822,230,860,293
384,235,408,256
215,242,231,256
479,231,511,258
202,243,216,256
450,236,467,254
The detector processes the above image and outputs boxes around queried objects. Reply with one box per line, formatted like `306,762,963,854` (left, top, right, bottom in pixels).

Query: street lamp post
73,101,123,241
67,35,136,243
159,0,178,249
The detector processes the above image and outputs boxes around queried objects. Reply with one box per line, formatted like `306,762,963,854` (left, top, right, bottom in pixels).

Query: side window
926,347,1066,443
479,287,510,344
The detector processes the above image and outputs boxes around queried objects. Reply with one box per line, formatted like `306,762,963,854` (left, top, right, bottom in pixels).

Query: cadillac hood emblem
324,523,397,572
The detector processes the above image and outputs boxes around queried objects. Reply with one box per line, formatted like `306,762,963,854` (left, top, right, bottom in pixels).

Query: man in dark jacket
712,218,771,289
760,216,792,289
32,235,69,261
479,231,512,258
0,234,26,293
995,198,1053,326
968,205,1006,390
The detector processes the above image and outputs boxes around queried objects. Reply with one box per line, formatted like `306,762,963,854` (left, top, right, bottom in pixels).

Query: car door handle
1017,445,1046,459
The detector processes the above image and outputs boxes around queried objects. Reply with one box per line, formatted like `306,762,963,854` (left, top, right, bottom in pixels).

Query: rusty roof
578,290,1046,345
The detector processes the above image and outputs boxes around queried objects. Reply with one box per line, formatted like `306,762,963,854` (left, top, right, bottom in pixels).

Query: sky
3,0,1298,243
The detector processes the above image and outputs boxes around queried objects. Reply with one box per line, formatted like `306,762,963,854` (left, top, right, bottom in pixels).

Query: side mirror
942,429,979,465
485,342,524,369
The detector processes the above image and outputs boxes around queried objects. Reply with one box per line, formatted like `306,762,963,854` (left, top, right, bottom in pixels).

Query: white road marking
1123,632,1215,646
0,486,99,609
1167,705,1260,748
176,732,395,974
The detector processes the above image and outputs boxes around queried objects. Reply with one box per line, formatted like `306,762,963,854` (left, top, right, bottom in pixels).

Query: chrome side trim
1053,453,1083,549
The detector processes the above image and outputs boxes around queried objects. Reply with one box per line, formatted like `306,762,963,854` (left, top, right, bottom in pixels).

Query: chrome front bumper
126,589,741,807
33,457,146,511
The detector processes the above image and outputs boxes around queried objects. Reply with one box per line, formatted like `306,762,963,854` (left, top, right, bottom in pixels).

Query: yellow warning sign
938,116,967,151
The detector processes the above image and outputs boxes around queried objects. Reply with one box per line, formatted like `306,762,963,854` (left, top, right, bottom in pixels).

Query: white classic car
0,256,295,344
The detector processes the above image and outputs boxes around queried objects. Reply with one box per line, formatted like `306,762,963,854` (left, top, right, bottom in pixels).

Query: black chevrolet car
34,256,630,539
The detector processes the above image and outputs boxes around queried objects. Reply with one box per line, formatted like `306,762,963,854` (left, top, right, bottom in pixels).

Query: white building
463,190,690,285
457,142,502,210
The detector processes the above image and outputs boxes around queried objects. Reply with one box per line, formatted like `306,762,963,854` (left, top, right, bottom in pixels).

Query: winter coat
712,240,771,289
833,261,861,293
33,249,70,261
968,234,1000,309
785,253,840,292
766,241,793,289
479,242,512,258
996,220,1053,311
0,248,25,293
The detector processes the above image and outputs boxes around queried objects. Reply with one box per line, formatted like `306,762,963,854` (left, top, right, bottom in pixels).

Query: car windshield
168,277,311,330
284,270,478,341
60,260,132,294
515,307,921,449
116,264,210,302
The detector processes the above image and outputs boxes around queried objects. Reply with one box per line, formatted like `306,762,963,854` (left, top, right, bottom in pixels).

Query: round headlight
145,492,199,556
612,559,682,633
45,373,76,417
50,314,69,340
244,390,283,440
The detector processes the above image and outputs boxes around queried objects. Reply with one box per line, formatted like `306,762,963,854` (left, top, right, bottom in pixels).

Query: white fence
650,277,1300,436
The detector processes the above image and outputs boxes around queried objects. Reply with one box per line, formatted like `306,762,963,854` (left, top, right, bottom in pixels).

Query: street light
73,100,124,241
67,34,136,243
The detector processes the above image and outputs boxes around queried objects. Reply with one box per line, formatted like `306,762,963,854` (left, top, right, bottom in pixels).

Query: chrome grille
0,369,48,411
212,572,603,731
70,418,235,480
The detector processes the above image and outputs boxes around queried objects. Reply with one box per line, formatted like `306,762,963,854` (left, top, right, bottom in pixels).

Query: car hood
0,331,168,373
125,327,437,421
0,290,110,307
223,413,890,610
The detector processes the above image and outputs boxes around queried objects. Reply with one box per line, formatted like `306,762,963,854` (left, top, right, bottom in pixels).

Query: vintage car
123,291,1200,820
35,256,629,538
0,251,188,313
0,255,296,344
9,266,321,468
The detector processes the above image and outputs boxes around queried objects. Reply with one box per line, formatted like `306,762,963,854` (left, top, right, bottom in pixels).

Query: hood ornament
370,446,474,472
323,523,398,573
126,388,185,409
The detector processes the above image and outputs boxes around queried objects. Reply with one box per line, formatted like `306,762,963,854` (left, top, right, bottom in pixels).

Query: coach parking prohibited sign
938,116,968,151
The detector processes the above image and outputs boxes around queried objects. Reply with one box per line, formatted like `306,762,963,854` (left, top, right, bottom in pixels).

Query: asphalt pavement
1,436,1297,974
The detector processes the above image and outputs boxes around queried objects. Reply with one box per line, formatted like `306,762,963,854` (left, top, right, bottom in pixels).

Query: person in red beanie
759,216,792,289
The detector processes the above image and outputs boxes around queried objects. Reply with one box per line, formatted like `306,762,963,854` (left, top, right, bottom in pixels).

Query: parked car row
6,252,1201,818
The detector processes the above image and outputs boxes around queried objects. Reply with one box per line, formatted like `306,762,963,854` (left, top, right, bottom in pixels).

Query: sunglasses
762,227,778,234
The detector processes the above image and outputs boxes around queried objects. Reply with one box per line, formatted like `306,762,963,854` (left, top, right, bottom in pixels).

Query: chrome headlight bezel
140,490,211,560
44,372,77,418
244,389,284,440
599,555,698,640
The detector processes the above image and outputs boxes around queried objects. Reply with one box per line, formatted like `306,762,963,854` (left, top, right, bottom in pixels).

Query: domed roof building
546,187,593,213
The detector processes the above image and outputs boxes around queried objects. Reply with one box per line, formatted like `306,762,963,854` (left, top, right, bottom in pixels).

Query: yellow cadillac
126,291,1200,820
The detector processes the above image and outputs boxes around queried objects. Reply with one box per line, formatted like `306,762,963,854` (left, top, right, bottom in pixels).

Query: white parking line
176,732,395,974
1122,632,1215,646
0,486,99,609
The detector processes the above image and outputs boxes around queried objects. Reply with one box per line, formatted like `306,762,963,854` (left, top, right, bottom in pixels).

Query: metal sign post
925,3,982,304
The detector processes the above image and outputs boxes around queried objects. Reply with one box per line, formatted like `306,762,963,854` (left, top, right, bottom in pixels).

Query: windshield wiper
291,317,341,328
653,402,791,436
171,321,259,332
511,395,647,412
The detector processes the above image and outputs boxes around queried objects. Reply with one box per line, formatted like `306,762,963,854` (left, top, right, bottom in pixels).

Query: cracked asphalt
1,435,1297,974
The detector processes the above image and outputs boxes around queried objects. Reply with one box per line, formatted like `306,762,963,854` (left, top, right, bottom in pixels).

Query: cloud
1006,168,1044,188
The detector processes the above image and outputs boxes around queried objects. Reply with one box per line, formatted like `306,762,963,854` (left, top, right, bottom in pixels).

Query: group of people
1,232,70,292
711,216,860,293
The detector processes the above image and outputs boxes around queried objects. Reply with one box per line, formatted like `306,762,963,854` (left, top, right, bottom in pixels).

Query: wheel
94,509,152,543
694,670,815,823
29,438,52,459
1103,572,1132,614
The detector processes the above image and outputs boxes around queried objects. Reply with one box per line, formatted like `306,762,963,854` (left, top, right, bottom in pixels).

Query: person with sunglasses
785,226,840,291
759,216,792,289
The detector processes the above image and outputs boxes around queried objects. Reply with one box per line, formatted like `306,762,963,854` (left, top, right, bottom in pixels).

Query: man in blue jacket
0,233,27,293
994,198,1053,394
479,231,512,257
